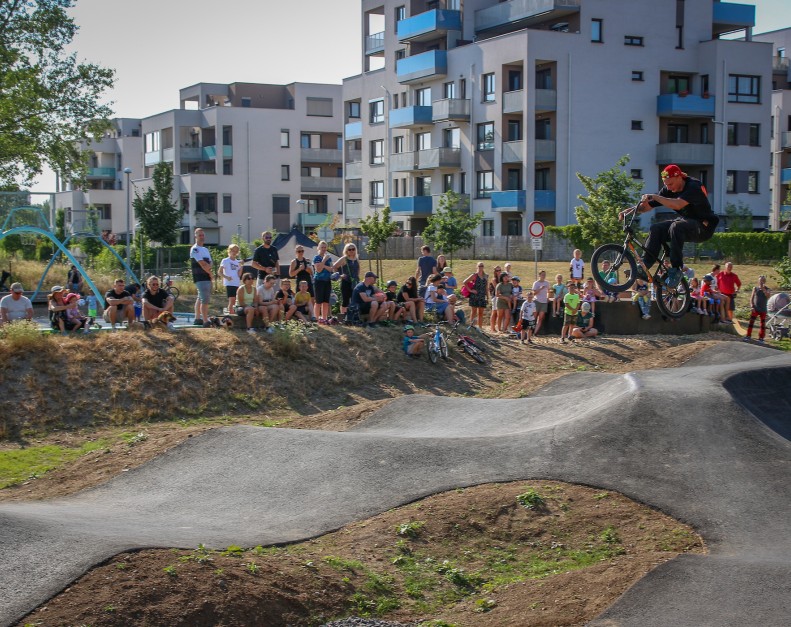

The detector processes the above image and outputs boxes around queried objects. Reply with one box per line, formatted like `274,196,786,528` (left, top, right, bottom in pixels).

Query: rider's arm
642,193,688,213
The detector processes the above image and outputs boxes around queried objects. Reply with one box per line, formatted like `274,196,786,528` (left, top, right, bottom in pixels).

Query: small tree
359,205,398,280
724,201,753,232
422,192,482,264
54,207,66,242
575,155,643,248
133,162,182,274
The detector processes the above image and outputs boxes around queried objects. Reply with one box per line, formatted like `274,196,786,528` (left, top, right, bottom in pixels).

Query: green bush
704,232,791,263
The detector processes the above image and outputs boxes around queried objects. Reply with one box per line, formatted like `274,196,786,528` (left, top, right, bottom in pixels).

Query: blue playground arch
0,206,140,307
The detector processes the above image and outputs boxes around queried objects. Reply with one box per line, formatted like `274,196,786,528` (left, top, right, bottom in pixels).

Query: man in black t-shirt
251,231,280,287
619,164,719,288
103,278,135,327
141,277,174,323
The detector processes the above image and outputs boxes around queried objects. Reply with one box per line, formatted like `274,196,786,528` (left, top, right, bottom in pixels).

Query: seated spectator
442,267,457,295
293,280,312,322
689,277,706,315
257,274,281,323
552,274,567,318
701,274,729,324
48,285,68,333
63,292,89,332
103,278,136,329
0,283,33,326
276,278,298,321
599,261,618,303
351,271,388,326
235,273,261,334
572,301,598,339
142,276,175,324
631,275,651,320
402,324,424,357
384,280,411,323
425,274,456,324
580,277,603,314
127,282,142,321
398,276,425,323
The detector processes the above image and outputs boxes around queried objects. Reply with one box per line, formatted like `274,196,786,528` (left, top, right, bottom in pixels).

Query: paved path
0,343,789,626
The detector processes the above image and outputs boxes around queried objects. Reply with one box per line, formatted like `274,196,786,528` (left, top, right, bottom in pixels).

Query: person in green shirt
561,281,580,344
572,301,598,339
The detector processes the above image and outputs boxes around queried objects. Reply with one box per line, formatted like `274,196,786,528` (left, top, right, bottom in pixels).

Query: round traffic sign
528,220,545,238
317,226,334,241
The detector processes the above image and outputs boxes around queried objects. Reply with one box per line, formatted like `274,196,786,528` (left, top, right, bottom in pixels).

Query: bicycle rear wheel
169,287,180,301
591,244,637,293
439,333,448,359
427,340,439,363
464,343,486,363
655,277,691,319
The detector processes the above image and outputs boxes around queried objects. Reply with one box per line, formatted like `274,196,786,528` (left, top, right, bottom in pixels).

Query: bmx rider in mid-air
619,164,719,288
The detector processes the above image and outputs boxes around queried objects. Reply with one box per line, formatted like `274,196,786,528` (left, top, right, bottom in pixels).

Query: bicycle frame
617,207,674,285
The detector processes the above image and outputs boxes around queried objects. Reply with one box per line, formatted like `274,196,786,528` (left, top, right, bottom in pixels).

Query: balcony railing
180,146,202,161
349,180,362,194
182,212,219,229
503,90,523,114
534,190,556,211
162,147,175,163
656,93,716,118
301,147,343,163
389,194,470,215
144,150,161,166
772,57,790,73
298,212,330,227
347,149,362,162
201,145,233,160
432,98,470,122
391,152,417,172
86,167,116,179
503,140,523,163
535,139,556,162
491,190,526,212
535,89,557,112
396,49,447,84
345,121,363,140
475,0,580,34
365,31,385,55
345,201,363,221
397,9,462,43
390,105,434,128
300,176,343,192
417,147,461,169
345,161,362,180
781,168,791,185
656,143,715,165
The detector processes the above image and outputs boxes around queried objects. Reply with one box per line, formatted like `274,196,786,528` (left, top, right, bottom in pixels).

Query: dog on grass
141,311,176,330
208,315,235,329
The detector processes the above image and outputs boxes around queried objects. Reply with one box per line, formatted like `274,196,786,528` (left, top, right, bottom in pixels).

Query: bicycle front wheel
439,333,448,359
465,343,486,363
591,244,637,293
655,277,691,319
427,341,439,364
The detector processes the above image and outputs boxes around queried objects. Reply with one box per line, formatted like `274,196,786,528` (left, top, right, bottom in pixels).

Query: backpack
344,304,362,325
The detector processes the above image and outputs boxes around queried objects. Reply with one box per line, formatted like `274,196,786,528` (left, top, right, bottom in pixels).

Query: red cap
661,164,686,180
63,292,79,303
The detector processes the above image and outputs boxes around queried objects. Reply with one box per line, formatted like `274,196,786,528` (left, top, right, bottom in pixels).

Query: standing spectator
0,283,33,326
333,242,360,319
488,265,503,332
569,249,585,286
518,290,537,345
463,263,488,328
219,244,243,314
398,276,425,323
561,281,580,344
236,273,261,334
552,274,567,318
532,270,551,335
572,301,598,339
104,278,136,329
289,245,314,297
142,276,175,324
67,265,83,294
352,271,388,327
745,275,771,343
494,272,512,333
442,267,457,295
716,262,741,322
190,227,213,327
257,274,281,323
312,240,333,323
435,254,448,279
415,246,438,295
251,231,279,288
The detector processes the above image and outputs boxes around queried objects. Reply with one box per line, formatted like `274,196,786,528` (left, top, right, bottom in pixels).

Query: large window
477,122,494,150
482,219,494,236
416,132,431,151
749,123,760,146
507,119,522,141
348,102,360,119
667,124,688,143
482,73,496,102
415,87,431,107
748,171,759,193
370,181,384,206
395,5,405,22
729,74,760,104
393,136,404,153
416,176,431,196
370,139,384,165
144,131,160,153
369,99,385,124
443,173,454,193
476,171,494,198
443,81,456,99
443,127,460,149
222,195,232,214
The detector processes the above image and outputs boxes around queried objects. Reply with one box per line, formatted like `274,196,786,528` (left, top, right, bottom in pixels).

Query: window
272,196,290,232
507,119,521,141
667,75,689,94
222,195,232,214
443,81,456,99
393,136,404,153
307,97,333,117
779,47,786,58
222,126,233,146
241,97,251,108
728,74,760,104
370,181,384,206
535,68,552,90
415,87,431,107
631,120,643,131
443,173,454,193
459,79,467,99
632,71,644,82
416,132,431,151
280,130,290,148
144,131,160,153
507,219,522,236
348,102,361,119
536,118,551,139
300,134,312,149
302,166,320,178
443,127,460,148
476,171,494,198
535,168,550,190
506,168,521,190
748,171,758,193
281,165,290,181
395,5,405,22
482,219,494,236
477,122,494,150
395,49,406,60
631,169,643,179
416,176,431,196
460,172,466,194
508,70,522,91
727,123,737,145
195,193,217,213
667,124,688,143
369,99,384,123
591,18,603,42
749,123,760,146
223,160,233,175
700,123,710,144
624,35,644,46
393,179,399,198
676,25,683,49
370,139,384,164
726,170,736,193
701,74,710,95
483,73,496,102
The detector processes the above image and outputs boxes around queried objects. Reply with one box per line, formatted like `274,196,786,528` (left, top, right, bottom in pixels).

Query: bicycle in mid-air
590,206,691,319
426,321,449,363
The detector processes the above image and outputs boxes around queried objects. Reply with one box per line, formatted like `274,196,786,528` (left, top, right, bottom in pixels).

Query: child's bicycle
590,205,691,319
426,321,449,364
448,321,486,363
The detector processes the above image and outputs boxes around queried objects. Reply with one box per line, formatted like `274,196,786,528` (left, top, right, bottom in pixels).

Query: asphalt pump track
0,342,789,626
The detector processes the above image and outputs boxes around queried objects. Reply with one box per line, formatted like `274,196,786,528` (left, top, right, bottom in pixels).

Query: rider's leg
667,219,700,268
642,221,672,270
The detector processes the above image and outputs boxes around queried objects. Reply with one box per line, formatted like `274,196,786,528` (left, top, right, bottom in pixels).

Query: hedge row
703,232,791,263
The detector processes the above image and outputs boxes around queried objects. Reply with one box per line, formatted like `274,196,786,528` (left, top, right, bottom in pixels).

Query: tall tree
133,162,181,246
422,192,482,264
0,1,115,187
575,155,643,248
359,205,398,280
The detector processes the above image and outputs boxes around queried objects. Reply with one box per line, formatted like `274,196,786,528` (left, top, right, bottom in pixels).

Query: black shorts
521,318,536,329
296,305,310,316
358,301,372,315
314,280,332,304
341,280,353,308
226,286,238,298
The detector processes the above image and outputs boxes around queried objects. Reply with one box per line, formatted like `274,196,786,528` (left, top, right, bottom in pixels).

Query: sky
30,0,791,191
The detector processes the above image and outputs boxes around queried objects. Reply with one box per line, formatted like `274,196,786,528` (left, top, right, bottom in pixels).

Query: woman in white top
235,273,260,333
219,244,243,314
256,274,281,323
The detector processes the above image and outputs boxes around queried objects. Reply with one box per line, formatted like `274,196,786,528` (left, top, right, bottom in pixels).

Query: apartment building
57,82,347,246
753,27,791,230
342,0,772,235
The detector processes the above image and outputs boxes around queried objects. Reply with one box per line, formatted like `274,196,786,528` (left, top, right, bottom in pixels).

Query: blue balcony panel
397,9,462,43
87,167,116,179
298,212,329,228
389,196,433,215
389,106,434,129
781,168,791,185
397,50,448,84
345,121,362,140
475,0,581,36
712,2,755,36
491,190,526,212
656,94,715,118
534,190,556,212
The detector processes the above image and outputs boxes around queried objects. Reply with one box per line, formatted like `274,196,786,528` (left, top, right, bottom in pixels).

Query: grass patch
0,440,108,488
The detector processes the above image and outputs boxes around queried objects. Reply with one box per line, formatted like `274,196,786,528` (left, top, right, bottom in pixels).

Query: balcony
298,212,330,228
201,145,233,160
345,201,363,222
347,149,362,162
86,167,116,179
345,161,362,180
365,31,385,55
656,143,715,166
349,180,362,194
397,9,462,43
475,0,580,36
300,176,343,192
772,56,790,74
782,131,791,150
345,121,363,140
712,2,756,37
144,150,161,166
491,190,527,212
418,147,461,169
782,168,791,185
535,139,556,162
162,147,175,162
180,146,202,161
184,212,220,229
301,148,343,163
432,98,470,122
535,89,557,112
502,90,523,114
396,50,447,84
390,105,433,128
503,140,523,163
656,93,716,118
534,190,556,211
390,196,433,215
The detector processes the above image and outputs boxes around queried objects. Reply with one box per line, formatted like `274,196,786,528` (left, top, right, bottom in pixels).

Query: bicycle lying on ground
590,206,691,319
448,321,486,363
426,321,449,363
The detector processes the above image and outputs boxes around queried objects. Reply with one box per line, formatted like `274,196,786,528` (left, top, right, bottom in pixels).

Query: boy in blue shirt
402,325,425,357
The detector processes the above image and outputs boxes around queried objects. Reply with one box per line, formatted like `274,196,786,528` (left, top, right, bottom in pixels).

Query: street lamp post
296,199,307,232
124,167,132,279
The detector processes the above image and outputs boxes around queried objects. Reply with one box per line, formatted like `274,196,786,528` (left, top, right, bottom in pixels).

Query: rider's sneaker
664,267,682,288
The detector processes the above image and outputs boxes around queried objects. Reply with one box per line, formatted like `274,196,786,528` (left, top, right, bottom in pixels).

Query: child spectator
426,274,456,323
235,273,261,334
552,274,567,318
599,260,618,302
572,301,598,339
632,275,651,320
532,270,551,335
276,278,298,321
386,280,413,323
257,274,281,323
701,274,728,323
442,267,458,295
519,290,537,345
219,244,243,314
510,276,523,322
745,275,770,343
402,325,424,357
561,281,580,343
293,280,312,322
580,278,602,314
569,249,584,286
63,292,89,332
688,277,706,315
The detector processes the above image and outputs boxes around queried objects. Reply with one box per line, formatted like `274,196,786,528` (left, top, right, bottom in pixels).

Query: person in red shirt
701,275,728,323
715,262,741,322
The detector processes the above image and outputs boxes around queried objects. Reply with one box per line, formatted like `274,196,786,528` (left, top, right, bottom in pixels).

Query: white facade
343,0,773,234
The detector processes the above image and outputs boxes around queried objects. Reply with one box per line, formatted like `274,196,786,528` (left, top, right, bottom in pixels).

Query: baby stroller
767,302,790,341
